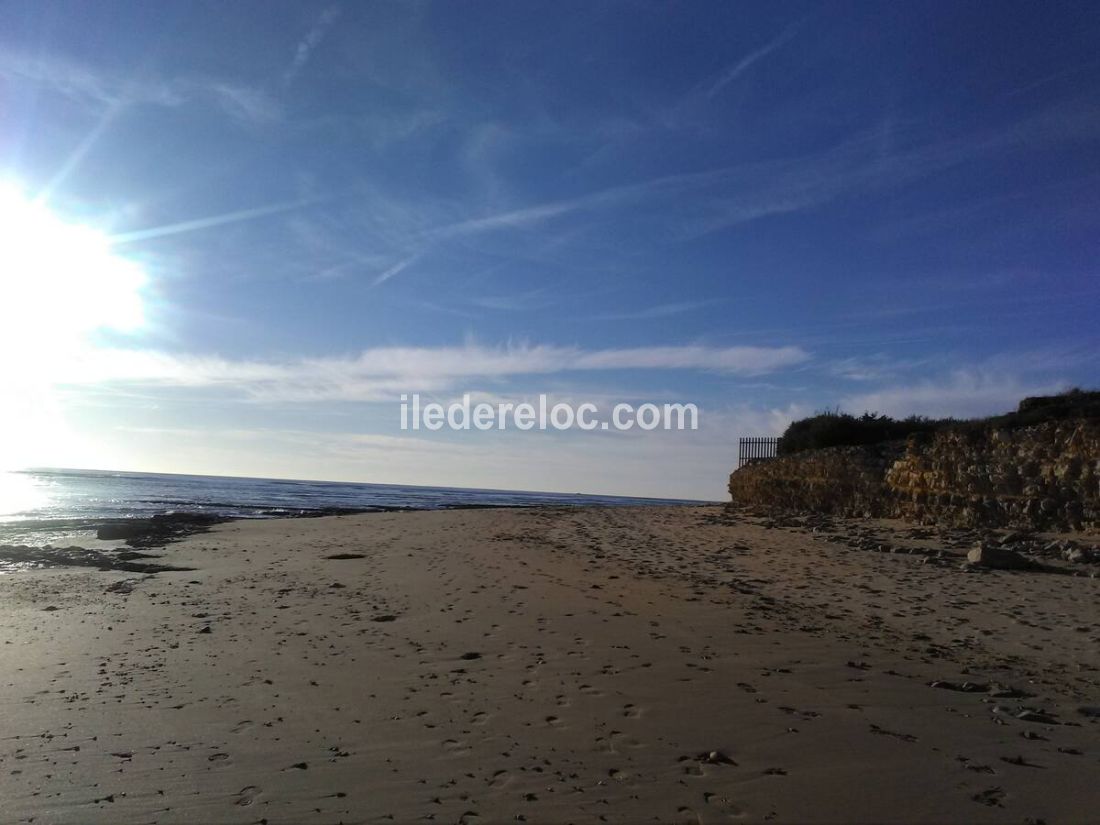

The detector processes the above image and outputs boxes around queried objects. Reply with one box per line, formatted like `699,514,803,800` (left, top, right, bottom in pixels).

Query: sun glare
0,182,152,470
0,183,147,345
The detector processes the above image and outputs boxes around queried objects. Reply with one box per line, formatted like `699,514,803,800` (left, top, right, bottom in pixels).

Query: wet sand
0,505,1097,823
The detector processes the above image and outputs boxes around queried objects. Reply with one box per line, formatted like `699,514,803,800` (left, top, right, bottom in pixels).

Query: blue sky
0,1,1097,498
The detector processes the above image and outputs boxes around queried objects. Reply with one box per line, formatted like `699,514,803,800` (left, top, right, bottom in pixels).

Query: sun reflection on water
0,472,51,521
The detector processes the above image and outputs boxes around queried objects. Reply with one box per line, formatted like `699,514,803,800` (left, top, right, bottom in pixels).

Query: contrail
705,18,807,99
110,197,320,244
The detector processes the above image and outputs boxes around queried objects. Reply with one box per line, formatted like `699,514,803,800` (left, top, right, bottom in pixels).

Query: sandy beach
1,505,1097,824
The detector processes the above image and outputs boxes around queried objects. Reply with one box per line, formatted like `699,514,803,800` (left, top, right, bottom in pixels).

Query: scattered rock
0,544,193,574
966,545,1035,571
105,579,140,594
1000,754,1042,768
1064,546,1095,564
695,750,736,765
930,680,988,693
96,523,145,541
95,513,225,546
988,684,1030,699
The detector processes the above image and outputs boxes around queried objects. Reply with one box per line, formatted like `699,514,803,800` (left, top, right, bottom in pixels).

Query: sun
0,182,152,471
0,182,148,348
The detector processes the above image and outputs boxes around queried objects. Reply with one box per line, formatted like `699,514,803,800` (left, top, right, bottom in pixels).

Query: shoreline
0,502,642,566
0,505,1096,822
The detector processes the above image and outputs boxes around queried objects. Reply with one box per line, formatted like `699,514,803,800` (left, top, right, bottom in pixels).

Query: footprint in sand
607,730,645,753
235,785,260,806
971,786,1005,807
704,791,745,817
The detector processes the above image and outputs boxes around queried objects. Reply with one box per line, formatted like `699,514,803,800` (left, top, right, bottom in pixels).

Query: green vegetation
776,388,1100,455
776,412,952,455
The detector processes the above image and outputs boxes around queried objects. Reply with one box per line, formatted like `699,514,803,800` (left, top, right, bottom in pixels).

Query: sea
0,468,704,547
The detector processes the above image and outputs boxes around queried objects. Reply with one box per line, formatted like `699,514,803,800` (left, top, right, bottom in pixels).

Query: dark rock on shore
96,523,147,541
0,544,194,574
95,512,227,548
966,545,1036,571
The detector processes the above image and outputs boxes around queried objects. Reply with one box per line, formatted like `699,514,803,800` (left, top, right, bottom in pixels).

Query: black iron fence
737,436,779,468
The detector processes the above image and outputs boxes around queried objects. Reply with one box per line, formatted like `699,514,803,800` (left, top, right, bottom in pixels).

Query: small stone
698,750,736,765
967,545,1033,571
1064,547,1094,564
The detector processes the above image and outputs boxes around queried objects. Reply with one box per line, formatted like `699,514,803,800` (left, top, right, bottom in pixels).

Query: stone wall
728,419,1100,531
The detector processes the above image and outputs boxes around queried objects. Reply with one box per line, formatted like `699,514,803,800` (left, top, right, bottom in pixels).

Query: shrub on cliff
1014,388,1100,422
777,412,950,455
777,389,1099,455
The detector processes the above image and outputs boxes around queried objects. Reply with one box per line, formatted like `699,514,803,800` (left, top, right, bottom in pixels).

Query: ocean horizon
0,467,708,546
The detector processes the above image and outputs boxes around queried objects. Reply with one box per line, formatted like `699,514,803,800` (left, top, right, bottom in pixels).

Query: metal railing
737,436,779,468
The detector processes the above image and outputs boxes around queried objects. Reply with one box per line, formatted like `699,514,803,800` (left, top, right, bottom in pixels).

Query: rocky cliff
729,419,1100,531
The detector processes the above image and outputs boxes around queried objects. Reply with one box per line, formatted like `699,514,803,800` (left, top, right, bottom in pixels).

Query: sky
0,1,1098,500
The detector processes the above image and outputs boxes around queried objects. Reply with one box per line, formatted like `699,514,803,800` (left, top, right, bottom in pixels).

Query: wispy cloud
405,98,1100,250
56,341,811,402
203,82,282,124
432,200,582,238
588,301,714,321
372,255,419,287
827,353,932,383
251,96,1100,293
572,345,806,373
1003,60,1100,99
704,19,807,99
284,5,343,86
468,289,555,312
0,50,182,109
0,49,281,125
840,369,1069,419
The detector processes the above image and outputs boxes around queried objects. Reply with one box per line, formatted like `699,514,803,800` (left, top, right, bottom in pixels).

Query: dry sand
0,505,1097,824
